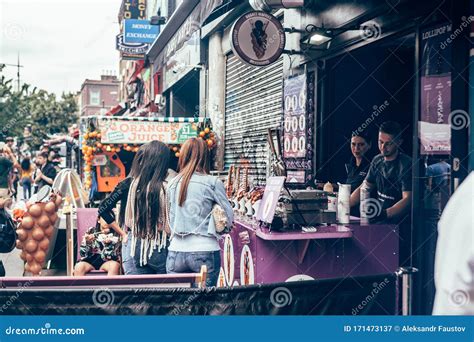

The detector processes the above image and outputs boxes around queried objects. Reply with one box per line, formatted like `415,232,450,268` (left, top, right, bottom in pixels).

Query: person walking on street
20,157,35,200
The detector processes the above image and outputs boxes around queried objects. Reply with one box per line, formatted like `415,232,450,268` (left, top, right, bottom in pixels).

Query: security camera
150,16,166,25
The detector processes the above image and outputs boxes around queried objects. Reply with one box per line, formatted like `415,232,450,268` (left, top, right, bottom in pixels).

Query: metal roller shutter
224,54,283,185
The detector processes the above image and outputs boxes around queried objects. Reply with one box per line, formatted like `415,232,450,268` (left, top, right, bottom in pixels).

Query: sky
0,0,122,97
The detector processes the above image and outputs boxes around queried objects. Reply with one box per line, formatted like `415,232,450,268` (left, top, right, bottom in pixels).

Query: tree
0,74,30,140
0,68,78,150
28,91,78,149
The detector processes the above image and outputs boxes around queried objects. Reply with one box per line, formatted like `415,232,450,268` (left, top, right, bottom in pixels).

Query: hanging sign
124,19,160,44
98,118,198,144
116,33,149,59
122,0,147,20
231,11,285,67
419,22,452,155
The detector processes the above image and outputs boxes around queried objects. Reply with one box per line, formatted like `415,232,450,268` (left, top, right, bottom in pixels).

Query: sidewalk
1,186,27,277
0,249,23,277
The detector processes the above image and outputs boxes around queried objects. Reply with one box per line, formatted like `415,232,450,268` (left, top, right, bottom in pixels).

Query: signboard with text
98,118,198,144
419,22,452,155
231,11,285,67
282,72,315,185
122,0,146,20
124,19,160,44
116,33,149,60
163,30,201,92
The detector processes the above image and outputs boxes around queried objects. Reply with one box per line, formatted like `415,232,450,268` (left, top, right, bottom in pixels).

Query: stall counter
219,216,399,286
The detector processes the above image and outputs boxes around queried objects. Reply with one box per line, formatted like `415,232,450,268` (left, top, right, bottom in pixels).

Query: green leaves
0,71,78,149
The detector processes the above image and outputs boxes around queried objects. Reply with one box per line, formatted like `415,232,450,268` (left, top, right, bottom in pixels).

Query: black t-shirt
0,157,13,188
366,153,412,210
37,162,57,190
98,177,132,227
345,157,370,192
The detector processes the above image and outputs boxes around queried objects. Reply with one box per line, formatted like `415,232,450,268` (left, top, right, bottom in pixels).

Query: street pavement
1,185,27,277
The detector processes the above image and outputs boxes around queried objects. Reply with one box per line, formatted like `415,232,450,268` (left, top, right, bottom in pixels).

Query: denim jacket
167,173,234,238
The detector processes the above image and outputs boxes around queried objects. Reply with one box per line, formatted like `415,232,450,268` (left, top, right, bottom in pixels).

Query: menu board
282,72,315,185
283,74,307,158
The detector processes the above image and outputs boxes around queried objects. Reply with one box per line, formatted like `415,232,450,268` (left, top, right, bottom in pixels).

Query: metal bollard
396,267,419,315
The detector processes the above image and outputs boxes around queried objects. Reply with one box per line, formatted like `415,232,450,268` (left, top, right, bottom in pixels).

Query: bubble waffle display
16,193,62,276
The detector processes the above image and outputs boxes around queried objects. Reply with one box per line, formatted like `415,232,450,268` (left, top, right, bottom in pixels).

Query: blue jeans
21,178,31,200
122,232,168,275
166,250,221,287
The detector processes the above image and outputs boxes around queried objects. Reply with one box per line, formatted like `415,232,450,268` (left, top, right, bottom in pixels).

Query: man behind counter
350,121,412,222
350,121,412,265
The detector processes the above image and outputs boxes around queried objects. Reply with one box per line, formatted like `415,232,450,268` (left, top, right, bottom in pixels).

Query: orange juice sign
98,119,197,144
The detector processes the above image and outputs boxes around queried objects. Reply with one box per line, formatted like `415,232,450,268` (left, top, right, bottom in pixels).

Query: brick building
79,74,120,116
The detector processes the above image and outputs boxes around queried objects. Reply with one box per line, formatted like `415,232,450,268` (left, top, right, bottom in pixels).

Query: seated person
74,218,127,276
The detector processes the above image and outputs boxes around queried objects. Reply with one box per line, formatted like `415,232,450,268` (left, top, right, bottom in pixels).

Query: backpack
0,208,17,253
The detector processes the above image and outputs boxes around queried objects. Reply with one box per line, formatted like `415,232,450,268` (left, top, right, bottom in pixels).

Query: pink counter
218,217,399,286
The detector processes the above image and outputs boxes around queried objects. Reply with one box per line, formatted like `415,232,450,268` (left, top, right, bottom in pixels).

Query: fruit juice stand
79,115,215,194
55,116,216,275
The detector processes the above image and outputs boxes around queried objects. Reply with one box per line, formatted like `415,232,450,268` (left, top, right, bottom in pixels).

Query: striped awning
93,116,207,123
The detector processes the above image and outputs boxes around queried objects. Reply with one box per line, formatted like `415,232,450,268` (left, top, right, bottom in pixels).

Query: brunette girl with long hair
98,141,176,274
166,137,233,286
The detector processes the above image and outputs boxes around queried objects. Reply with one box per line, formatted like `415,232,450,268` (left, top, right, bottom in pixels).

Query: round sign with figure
231,11,285,67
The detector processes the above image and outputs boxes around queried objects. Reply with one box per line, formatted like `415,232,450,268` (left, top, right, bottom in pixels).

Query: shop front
148,1,203,119
202,0,472,314
1,0,471,316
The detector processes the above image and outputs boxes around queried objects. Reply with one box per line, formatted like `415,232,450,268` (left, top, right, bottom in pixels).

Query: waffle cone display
16,194,62,276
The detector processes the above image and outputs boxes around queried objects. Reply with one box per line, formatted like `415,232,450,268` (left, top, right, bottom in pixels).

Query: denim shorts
122,232,168,275
166,250,221,287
